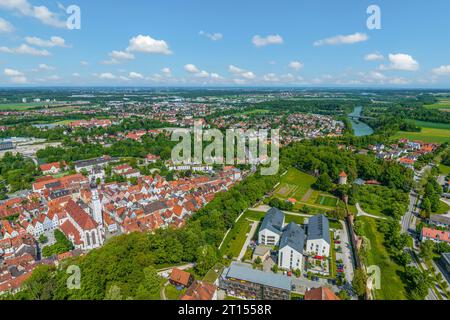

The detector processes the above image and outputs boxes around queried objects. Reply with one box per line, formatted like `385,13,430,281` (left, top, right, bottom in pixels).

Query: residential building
421,227,450,244
278,222,305,270
258,207,285,246
170,268,194,288
306,214,330,257
180,281,217,300
305,287,340,300
219,262,291,300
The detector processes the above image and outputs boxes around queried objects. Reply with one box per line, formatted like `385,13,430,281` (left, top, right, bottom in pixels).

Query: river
348,106,374,137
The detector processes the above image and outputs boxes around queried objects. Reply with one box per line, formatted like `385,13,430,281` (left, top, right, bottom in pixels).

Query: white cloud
184,64,211,78
228,65,255,79
263,73,279,82
314,32,368,46
103,50,135,64
128,71,144,80
241,71,255,79
389,77,409,85
4,68,23,77
97,73,117,80
199,31,223,41
4,68,27,84
432,65,450,76
80,61,89,66
210,73,222,80
37,63,54,71
385,53,419,71
110,50,134,60
126,35,172,55
0,0,66,28
25,36,68,47
289,61,304,71
252,34,283,47
0,17,14,33
0,44,50,56
72,73,80,77
233,79,246,85
184,64,200,74
161,67,172,77
365,52,384,61
195,70,210,78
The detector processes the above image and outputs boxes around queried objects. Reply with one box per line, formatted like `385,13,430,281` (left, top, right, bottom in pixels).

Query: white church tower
90,186,103,226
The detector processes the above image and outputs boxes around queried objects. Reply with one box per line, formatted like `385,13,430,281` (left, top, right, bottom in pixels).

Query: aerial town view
0,0,449,315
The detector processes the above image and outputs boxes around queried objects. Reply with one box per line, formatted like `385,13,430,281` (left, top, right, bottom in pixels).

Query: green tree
39,234,48,244
352,268,367,298
195,245,218,276
22,265,57,300
313,173,334,192
104,284,123,300
419,240,435,262
135,266,161,300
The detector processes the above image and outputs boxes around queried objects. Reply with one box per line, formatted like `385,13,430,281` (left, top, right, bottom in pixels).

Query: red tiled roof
422,227,450,243
181,281,217,300
60,220,82,245
305,287,340,300
65,200,98,230
170,268,192,287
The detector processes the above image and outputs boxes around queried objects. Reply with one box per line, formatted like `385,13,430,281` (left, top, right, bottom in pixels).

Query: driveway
237,221,258,261
335,221,355,285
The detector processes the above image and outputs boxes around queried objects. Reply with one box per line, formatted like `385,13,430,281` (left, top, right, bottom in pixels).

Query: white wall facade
278,245,303,270
258,228,281,246
306,239,330,257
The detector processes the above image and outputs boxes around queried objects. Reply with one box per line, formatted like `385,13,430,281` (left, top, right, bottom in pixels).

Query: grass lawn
220,217,252,258
316,195,338,207
203,263,224,284
240,109,270,115
0,102,48,110
275,168,316,201
285,215,305,225
424,101,450,111
165,284,186,300
439,164,450,175
435,201,450,215
357,217,407,300
393,120,450,144
329,220,343,230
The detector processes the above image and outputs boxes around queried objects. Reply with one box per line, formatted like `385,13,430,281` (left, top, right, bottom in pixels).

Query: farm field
0,102,47,111
424,100,450,111
274,168,340,212
357,217,407,300
393,120,450,144
275,168,317,201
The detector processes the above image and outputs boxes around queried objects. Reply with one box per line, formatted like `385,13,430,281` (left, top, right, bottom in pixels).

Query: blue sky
1,0,450,87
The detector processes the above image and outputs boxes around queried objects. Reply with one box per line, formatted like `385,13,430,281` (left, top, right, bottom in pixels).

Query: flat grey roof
253,245,271,256
223,262,291,291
